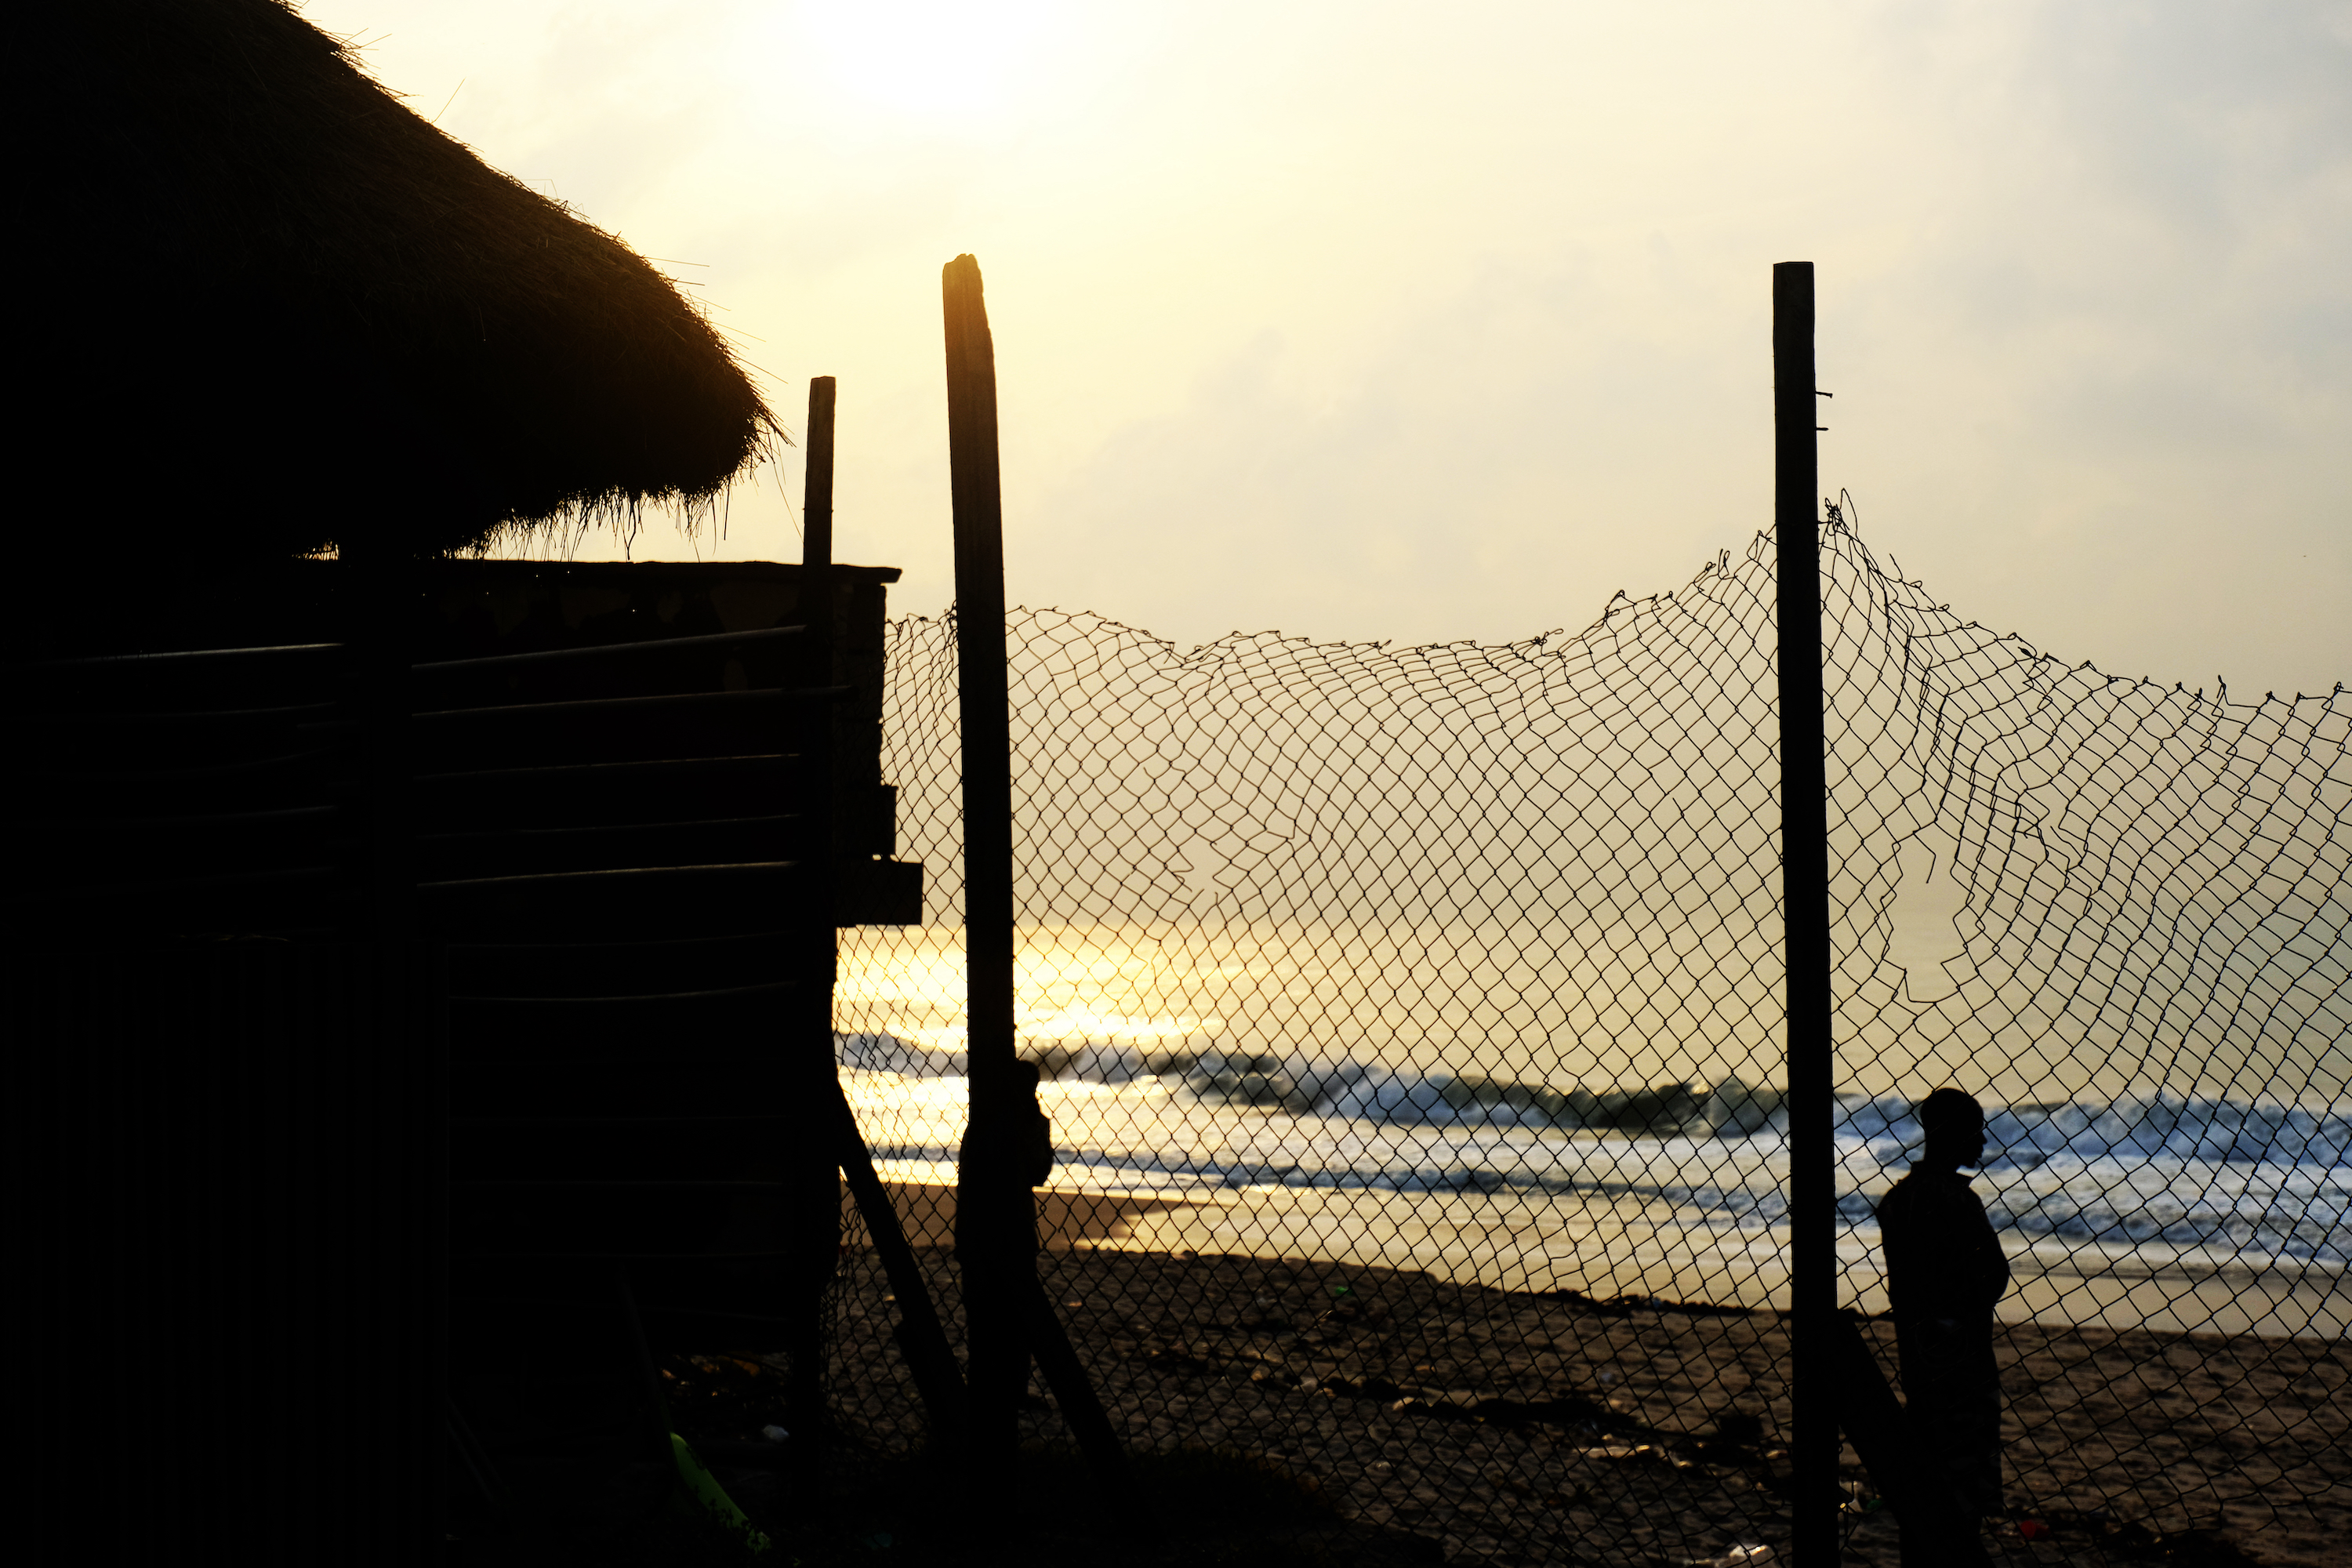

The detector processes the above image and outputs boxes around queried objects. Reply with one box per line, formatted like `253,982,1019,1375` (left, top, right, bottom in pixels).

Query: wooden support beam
1775,260,1838,1568
940,254,1130,1513
829,1088,969,1437
1830,1316,1991,1568
783,376,845,1501
942,253,1033,1515
1019,1274,1129,1489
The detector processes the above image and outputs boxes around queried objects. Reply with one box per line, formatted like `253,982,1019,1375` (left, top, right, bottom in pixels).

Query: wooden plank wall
3,942,445,1563
3,557,924,1555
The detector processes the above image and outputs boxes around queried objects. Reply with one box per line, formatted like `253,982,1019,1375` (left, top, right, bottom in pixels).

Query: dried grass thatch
26,1,779,567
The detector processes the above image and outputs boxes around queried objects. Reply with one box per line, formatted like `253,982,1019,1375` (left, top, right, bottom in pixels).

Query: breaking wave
835,1033,2350,1265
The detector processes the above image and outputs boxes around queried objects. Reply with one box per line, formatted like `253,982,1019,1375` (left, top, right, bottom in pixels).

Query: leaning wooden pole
942,255,1029,1507
1773,260,1836,1567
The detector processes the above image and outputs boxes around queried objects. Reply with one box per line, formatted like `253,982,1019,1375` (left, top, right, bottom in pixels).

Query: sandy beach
843,1165,2348,1343
808,1186,2350,1566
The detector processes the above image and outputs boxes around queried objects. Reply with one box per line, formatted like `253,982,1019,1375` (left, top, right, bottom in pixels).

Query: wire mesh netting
824,518,2349,1564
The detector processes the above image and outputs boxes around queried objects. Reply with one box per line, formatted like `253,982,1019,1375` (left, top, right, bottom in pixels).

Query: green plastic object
670,1433,774,1555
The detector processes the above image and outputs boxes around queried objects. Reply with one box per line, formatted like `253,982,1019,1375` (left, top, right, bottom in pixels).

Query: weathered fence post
1774,260,1837,1566
942,254,1031,1511
787,376,847,1494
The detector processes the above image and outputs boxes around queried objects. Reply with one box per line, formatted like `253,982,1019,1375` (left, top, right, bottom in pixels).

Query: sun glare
807,0,1069,119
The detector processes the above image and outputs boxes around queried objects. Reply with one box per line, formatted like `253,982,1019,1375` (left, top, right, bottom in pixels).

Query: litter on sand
1684,1547,1775,1568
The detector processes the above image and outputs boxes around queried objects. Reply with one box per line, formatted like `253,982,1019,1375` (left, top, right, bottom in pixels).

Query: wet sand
822,1195,2349,1566
852,1174,2350,1340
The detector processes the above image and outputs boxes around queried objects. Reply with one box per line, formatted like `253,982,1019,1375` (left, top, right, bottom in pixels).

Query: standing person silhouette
1876,1087,2012,1520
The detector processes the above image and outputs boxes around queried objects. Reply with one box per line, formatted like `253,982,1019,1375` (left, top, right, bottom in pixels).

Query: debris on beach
1684,1546,1776,1568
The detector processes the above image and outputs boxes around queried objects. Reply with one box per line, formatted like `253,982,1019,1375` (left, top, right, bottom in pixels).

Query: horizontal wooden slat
452,1180,786,1192
448,981,794,1059
444,1290,659,1316
449,980,796,1007
416,815,800,883
452,1106,771,1163
5,865,356,933
448,1114,795,1128
428,856,920,933
413,624,804,676
448,1276,797,1330
35,801,345,833
409,687,840,772
445,931,796,997
5,644,350,714
412,754,799,833
14,862,351,903
457,1054,800,1072
419,861,804,941
19,746,359,820
416,628,815,713
20,700,344,730
11,805,352,891
3,641,344,671
448,1208,753,1267
20,734,357,789
448,1252,793,1266
444,1064,797,1122
450,1116,779,1171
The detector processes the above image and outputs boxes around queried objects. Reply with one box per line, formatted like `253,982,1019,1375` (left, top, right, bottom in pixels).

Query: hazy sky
309,1,2348,696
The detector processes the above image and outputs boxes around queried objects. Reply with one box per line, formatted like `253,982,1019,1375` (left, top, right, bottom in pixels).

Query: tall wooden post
1774,261,1836,1566
942,255,1030,1509
786,375,845,1497
805,377,838,583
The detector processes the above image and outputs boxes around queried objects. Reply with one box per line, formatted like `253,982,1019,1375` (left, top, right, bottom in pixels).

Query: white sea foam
834,1033,2352,1268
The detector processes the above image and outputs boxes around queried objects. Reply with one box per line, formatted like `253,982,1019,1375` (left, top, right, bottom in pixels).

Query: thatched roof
27,1,777,566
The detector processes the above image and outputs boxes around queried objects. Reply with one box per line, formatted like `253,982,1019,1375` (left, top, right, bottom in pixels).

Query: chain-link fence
826,518,2347,1564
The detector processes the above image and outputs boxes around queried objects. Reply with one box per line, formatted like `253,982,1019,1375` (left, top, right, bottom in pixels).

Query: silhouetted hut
25,0,774,582
12,8,909,1558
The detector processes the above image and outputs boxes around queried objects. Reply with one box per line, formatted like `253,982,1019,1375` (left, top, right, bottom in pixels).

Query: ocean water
837,1033,2352,1272
831,914,2350,1279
